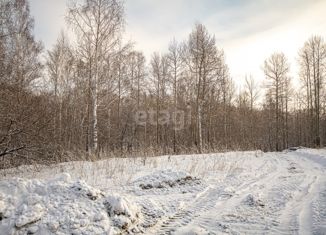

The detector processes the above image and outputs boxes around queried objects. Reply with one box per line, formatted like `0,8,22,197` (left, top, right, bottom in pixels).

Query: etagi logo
134,110,190,130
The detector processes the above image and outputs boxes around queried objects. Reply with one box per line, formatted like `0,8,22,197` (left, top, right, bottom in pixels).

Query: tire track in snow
146,185,221,234
145,156,281,234
288,151,326,235
192,155,284,234
311,183,326,234
140,151,326,234
222,154,319,235
250,152,324,235
275,156,318,234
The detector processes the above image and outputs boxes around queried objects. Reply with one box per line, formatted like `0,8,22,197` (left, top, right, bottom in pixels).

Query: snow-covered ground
0,148,325,234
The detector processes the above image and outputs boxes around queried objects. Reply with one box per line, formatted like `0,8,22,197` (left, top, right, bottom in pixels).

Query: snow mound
15,203,45,228
0,173,141,234
243,193,265,208
134,170,202,191
287,162,304,174
104,194,140,230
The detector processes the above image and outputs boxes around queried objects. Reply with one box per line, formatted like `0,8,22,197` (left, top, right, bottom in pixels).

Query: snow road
0,148,325,234
138,149,326,235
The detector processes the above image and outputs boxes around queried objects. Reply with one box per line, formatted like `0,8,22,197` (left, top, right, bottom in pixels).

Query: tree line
1,0,326,167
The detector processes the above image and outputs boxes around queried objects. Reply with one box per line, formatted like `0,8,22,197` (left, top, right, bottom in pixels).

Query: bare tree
167,39,183,153
244,75,260,147
263,52,290,151
0,0,42,88
299,36,326,147
67,0,124,153
46,32,75,144
184,23,223,153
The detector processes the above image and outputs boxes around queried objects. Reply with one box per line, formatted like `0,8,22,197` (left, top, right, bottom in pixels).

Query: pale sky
29,0,326,87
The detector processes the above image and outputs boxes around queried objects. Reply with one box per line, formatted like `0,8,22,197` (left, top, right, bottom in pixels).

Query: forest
1,0,326,168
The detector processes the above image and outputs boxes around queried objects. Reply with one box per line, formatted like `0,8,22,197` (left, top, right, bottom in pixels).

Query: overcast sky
29,0,326,86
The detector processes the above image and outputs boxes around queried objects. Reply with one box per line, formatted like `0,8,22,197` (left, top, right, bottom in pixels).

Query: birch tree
184,23,222,153
67,0,124,153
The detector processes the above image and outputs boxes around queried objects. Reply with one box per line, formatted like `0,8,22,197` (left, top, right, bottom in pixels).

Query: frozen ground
0,148,325,234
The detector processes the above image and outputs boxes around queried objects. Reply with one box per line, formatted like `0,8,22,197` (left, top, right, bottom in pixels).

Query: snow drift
0,173,141,234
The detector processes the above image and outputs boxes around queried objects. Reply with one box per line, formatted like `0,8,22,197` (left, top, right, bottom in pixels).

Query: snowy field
0,148,325,234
